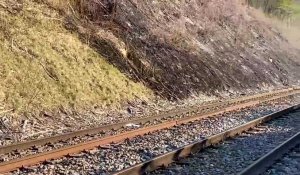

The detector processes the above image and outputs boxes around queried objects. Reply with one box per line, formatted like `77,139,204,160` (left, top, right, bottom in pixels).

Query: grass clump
291,1,300,17
0,0,153,113
247,0,295,19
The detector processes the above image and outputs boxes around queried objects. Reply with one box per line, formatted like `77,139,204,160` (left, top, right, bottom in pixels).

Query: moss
0,0,153,113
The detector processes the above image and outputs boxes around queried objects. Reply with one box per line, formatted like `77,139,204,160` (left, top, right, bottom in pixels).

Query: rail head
1,88,297,155
239,132,300,175
113,104,300,175
0,89,299,174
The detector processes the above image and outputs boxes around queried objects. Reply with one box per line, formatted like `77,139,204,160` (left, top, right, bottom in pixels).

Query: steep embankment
0,0,300,116
0,0,152,114
248,0,300,49
47,0,300,100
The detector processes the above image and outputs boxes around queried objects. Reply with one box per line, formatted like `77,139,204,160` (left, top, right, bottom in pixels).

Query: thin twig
67,1,80,19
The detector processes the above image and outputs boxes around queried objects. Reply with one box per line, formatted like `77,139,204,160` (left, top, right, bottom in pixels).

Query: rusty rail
0,88,299,173
114,104,300,175
1,88,297,155
0,88,296,155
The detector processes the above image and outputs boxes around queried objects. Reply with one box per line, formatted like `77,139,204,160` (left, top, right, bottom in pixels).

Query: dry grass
43,0,82,14
44,0,105,19
0,0,153,113
250,1,300,49
291,1,300,22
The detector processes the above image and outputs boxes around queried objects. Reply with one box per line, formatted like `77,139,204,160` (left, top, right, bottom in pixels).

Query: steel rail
0,88,296,155
0,88,298,173
239,132,300,175
0,98,273,173
114,104,300,175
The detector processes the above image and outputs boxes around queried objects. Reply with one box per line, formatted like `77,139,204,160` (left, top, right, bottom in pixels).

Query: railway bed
10,99,300,174
1,88,298,148
240,132,300,175
265,143,300,175
0,88,299,174
145,107,300,175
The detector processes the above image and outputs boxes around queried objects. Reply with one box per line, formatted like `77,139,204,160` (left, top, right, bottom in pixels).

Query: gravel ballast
153,110,300,175
264,143,300,175
1,89,295,146
11,99,299,175
0,98,285,163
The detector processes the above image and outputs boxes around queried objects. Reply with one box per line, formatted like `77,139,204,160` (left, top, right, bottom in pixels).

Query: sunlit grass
0,0,153,113
291,1,300,15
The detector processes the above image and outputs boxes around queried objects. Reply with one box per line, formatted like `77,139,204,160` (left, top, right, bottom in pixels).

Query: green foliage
247,0,295,19
291,1,300,15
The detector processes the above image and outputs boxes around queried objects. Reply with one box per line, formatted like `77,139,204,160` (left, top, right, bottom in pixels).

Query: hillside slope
0,0,152,113
52,0,300,100
0,0,299,115
0,0,299,142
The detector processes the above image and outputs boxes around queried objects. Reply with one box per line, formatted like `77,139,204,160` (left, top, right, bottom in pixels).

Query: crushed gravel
153,110,300,175
0,94,218,146
264,143,300,175
0,96,262,162
11,99,298,175
0,88,290,146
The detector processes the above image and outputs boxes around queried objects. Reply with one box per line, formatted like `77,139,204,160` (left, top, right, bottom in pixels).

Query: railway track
240,132,300,175
2,88,296,148
116,104,300,175
264,143,300,175
0,88,299,173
